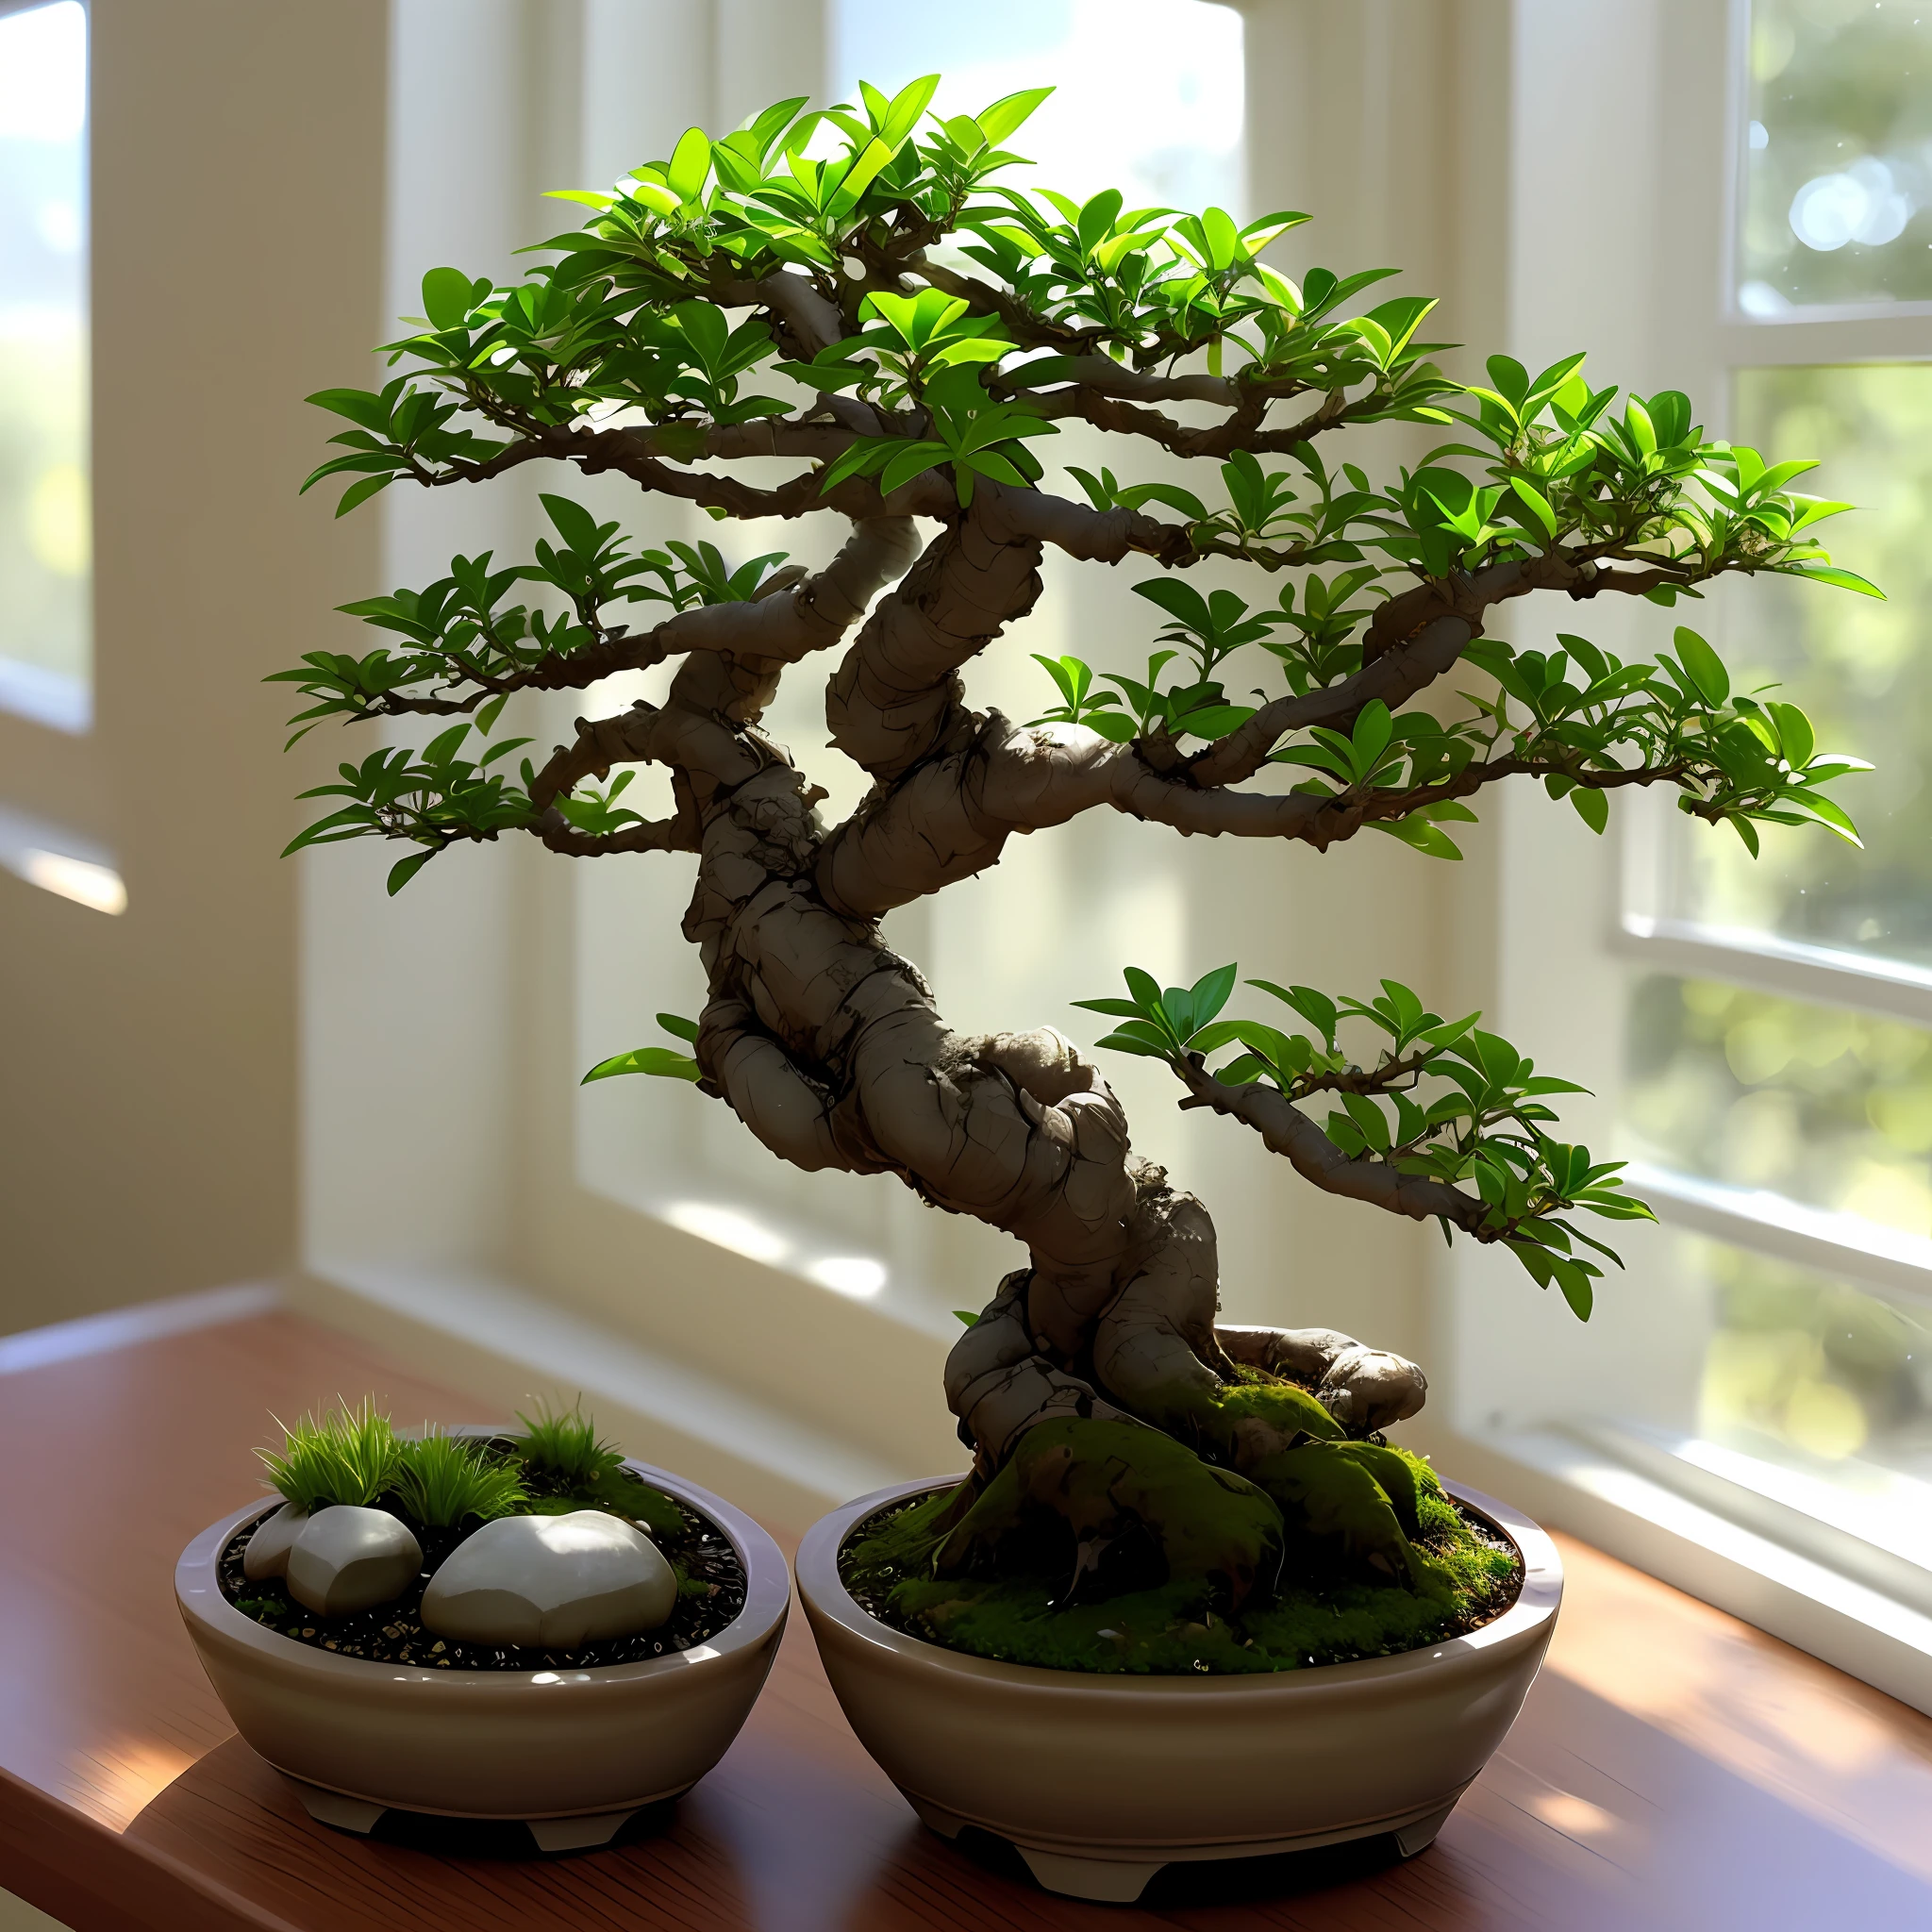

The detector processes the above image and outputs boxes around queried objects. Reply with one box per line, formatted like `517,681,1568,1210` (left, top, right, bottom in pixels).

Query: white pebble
420,1510,677,1649
285,1507,423,1617
242,1502,308,1580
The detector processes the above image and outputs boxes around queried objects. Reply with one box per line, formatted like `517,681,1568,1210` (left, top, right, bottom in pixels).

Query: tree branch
1172,1056,1490,1233
817,707,1704,917
1009,379,1365,463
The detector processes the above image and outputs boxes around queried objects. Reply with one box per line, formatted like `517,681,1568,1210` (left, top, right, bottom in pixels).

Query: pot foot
1392,1799,1457,1858
279,1775,674,1857
1017,1846,1163,1903
285,1778,385,1835
526,1808,639,1853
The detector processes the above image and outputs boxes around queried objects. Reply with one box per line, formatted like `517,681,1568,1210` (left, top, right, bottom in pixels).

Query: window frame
1434,0,1932,1713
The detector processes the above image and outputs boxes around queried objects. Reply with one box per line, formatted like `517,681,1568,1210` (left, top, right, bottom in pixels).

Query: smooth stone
242,1502,308,1580
419,1510,676,1649
285,1506,423,1617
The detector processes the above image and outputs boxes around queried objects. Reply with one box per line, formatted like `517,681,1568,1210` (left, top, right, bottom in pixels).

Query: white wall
1,0,388,1330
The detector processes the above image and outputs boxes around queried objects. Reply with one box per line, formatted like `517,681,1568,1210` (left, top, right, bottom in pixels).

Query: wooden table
2,1301,1929,1932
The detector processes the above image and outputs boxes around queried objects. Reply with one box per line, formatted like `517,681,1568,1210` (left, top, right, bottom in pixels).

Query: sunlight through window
0,0,90,728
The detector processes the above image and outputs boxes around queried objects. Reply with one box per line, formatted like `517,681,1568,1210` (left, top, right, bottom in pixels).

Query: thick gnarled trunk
648,504,1424,1512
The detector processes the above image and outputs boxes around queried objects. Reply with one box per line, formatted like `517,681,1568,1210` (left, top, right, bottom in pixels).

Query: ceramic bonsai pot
797,1474,1560,1903
176,1448,789,1850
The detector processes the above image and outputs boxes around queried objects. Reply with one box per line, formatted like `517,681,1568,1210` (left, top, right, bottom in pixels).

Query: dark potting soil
218,1476,747,1673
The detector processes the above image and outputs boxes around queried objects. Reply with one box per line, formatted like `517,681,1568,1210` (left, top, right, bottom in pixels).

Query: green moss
841,1446,1520,1676
1209,1374,1345,1441
939,1420,1284,1606
579,1466,686,1539
517,1474,685,1540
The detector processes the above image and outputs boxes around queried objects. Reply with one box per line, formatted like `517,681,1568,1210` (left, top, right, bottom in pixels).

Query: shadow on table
125,1735,759,1930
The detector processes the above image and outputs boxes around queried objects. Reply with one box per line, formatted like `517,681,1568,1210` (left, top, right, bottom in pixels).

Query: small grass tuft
511,1398,624,1490
258,1398,401,1513
509,1399,685,1537
391,1430,529,1526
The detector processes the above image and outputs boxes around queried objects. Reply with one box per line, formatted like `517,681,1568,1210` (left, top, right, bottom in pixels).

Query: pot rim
175,1429,790,1689
797,1473,1561,1697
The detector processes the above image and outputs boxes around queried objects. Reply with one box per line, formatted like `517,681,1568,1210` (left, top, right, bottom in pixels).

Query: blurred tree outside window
1628,974,1932,1236
1660,366,1932,967
1740,0,1932,313
0,0,89,731
1689,1238,1930,1541
1618,3,1932,1545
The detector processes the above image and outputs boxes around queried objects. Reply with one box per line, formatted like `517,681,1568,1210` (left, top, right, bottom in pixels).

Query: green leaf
1341,1092,1391,1150
581,1046,703,1084
1371,817,1463,860
1767,701,1813,770
387,850,436,895
1555,1261,1594,1321
1784,791,1864,845
953,1309,980,1328
880,73,941,148
1571,787,1609,835
667,125,711,204
1508,476,1558,538
975,86,1054,147
1091,1028,1170,1058
541,493,602,554
334,474,392,518
1188,962,1239,1032
656,1011,699,1042
1351,699,1392,774
1776,563,1884,599
1122,965,1163,1016
1672,625,1728,707
307,388,391,433
421,267,475,332
878,441,948,498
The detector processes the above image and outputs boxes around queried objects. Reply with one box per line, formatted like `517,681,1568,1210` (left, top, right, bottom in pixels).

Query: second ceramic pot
797,1474,1560,1902
176,1450,789,1847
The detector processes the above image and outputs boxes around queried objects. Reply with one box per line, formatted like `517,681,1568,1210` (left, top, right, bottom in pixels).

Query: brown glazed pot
176,1450,789,1851
797,1474,1561,1903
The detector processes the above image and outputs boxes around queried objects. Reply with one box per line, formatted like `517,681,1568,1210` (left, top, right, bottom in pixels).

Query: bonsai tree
275,79,1874,1654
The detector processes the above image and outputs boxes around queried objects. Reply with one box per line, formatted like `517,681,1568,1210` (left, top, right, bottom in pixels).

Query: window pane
829,0,1245,213
1692,1240,1932,1570
0,0,89,722
1657,366,1932,967
1626,974,1932,1239
1740,0,1932,313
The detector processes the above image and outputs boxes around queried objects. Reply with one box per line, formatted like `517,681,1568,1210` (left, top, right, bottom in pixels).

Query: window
1482,0,1932,1612
0,0,89,732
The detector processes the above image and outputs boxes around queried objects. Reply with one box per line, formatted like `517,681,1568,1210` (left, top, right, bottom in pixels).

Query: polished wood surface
1,1305,1929,1930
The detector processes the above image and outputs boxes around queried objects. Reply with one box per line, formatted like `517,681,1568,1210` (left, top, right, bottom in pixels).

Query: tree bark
615,499,1424,1495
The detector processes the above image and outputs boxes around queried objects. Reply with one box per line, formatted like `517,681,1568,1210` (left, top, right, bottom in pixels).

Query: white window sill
1433,1423,1932,1718
0,662,89,736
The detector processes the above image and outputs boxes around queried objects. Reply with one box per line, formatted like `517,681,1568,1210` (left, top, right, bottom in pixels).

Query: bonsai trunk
611,503,1426,1560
